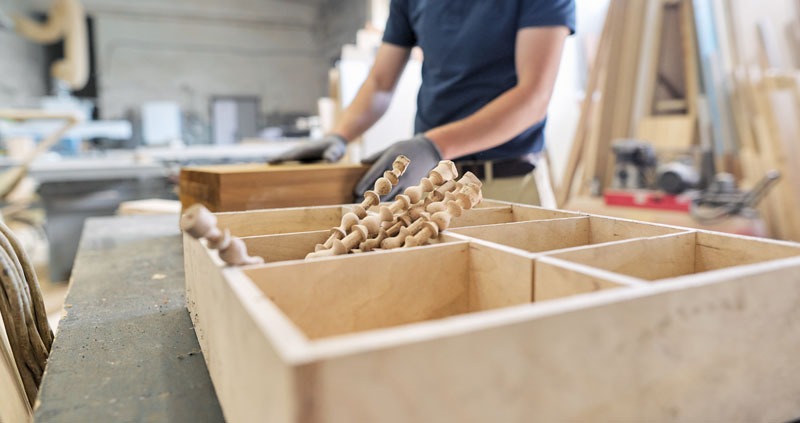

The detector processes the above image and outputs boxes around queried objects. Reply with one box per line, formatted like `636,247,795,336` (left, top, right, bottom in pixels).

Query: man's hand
268,134,347,164
354,134,442,201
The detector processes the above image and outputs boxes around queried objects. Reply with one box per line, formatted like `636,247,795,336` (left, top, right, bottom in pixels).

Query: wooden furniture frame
184,199,800,422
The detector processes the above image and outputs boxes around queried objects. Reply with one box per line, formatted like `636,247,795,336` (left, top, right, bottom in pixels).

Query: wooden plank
600,0,649,192
179,163,368,212
558,0,617,206
579,0,626,197
534,256,646,301
244,243,472,340
629,0,664,130
636,115,696,149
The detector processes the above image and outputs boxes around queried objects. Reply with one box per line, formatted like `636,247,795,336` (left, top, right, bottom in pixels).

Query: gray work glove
268,134,347,164
354,134,442,201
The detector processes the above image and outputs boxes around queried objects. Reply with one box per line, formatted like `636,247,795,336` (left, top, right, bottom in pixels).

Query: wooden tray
183,200,800,422
179,163,369,212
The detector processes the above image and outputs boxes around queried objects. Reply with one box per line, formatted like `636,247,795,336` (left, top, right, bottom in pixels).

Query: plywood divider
244,243,473,339
467,239,536,309
243,230,330,263
216,205,345,237
534,256,647,302
451,218,591,253
449,207,514,228
693,230,800,272
586,215,686,242
449,215,685,254
511,204,586,221
544,232,698,281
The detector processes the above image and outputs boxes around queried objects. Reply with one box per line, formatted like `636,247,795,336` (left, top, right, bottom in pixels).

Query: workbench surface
34,215,224,422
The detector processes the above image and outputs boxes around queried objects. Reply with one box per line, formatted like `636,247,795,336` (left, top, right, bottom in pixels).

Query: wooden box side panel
180,164,368,212
451,217,590,252
303,260,800,422
243,243,472,340
179,169,221,211
694,231,800,272
217,165,367,211
216,206,344,237
467,240,535,310
534,257,647,301
544,233,698,281
243,231,329,263
183,235,297,423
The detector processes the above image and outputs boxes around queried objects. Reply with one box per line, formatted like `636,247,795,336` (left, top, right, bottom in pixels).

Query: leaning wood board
179,163,369,212
183,199,800,422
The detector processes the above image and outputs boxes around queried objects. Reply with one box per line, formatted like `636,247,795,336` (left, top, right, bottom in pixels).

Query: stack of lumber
559,0,800,241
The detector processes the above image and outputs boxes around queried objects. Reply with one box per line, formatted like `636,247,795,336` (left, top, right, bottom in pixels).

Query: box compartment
242,241,535,340
449,215,683,252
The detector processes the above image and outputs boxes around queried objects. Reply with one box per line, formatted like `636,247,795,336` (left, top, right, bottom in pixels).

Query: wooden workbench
34,215,223,422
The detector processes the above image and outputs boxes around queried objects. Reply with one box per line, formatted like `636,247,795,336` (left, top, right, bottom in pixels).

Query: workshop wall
0,0,46,107
317,0,368,67
26,0,327,120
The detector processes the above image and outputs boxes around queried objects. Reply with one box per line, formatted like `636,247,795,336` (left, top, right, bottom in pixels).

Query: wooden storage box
179,163,369,212
184,201,800,422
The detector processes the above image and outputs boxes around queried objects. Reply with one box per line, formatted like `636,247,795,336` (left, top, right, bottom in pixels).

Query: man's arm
424,26,570,159
333,43,412,141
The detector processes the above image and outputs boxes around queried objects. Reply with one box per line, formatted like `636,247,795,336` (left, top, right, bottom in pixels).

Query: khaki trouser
479,172,541,205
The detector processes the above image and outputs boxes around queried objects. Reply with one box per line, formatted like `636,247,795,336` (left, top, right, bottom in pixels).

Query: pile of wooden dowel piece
306,156,483,259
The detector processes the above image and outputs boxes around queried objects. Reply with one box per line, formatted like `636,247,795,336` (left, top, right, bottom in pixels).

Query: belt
455,157,536,180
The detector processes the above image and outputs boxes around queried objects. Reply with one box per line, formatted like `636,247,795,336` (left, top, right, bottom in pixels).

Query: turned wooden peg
408,203,430,221
404,221,440,247
306,225,368,259
322,212,359,249
382,194,412,217
180,204,221,240
381,215,428,249
359,228,387,252
383,214,412,236
404,178,435,204
458,171,483,189
180,204,263,266
380,226,413,249
430,180,457,203
427,160,458,185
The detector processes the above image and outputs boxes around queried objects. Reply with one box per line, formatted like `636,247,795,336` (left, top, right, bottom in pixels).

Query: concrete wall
0,0,46,107
3,0,370,121
53,0,326,120
318,0,368,67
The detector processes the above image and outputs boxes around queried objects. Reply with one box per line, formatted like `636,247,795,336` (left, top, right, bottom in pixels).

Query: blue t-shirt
383,0,575,161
